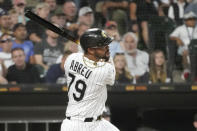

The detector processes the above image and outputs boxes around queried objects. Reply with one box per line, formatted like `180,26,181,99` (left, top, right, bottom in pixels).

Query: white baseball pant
61,118,119,131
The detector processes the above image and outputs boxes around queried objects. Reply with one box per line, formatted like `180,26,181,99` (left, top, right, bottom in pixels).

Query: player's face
92,45,110,60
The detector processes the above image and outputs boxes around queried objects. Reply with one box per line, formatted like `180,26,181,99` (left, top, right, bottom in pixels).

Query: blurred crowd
0,0,197,85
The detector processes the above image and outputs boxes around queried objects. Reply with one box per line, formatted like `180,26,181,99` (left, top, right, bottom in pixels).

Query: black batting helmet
80,28,113,52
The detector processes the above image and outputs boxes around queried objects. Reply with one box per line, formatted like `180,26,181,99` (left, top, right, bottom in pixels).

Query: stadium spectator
0,57,8,84
64,41,78,53
158,0,171,17
50,13,70,44
44,0,62,19
105,21,120,41
72,22,90,53
149,50,171,83
12,23,34,63
25,0,41,9
73,22,90,42
0,75,7,84
65,6,93,33
55,40,78,64
0,33,14,73
129,0,158,48
0,58,8,84
104,20,122,57
185,0,197,15
50,13,66,28
12,0,28,25
45,51,72,84
78,6,94,27
34,24,64,72
66,6,93,33
0,8,12,36
8,9,19,29
100,0,129,35
26,3,50,43
6,48,41,84
168,0,189,25
0,0,12,11
121,32,149,83
114,53,133,84
62,0,77,27
170,11,197,80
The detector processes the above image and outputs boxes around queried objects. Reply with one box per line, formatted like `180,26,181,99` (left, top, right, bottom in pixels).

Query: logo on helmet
101,31,107,38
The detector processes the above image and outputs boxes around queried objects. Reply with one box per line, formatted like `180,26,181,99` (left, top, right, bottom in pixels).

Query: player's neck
84,54,100,62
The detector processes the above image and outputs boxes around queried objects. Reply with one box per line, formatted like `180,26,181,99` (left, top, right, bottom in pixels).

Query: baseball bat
25,10,79,44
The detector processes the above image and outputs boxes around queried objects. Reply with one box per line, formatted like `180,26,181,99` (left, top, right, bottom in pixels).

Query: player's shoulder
66,52,83,61
68,52,83,57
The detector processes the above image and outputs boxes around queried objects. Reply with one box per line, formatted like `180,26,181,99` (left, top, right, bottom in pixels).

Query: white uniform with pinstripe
61,53,119,131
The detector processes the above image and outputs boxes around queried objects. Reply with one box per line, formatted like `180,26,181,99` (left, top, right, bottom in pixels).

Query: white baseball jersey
64,52,115,118
61,52,119,131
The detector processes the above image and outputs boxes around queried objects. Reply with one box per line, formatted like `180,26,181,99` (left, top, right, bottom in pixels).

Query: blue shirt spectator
109,41,123,58
12,23,34,63
104,21,123,58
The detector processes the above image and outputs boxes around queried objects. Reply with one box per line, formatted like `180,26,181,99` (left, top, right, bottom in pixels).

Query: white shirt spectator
124,49,149,77
109,41,123,58
168,2,186,20
170,24,197,54
0,52,14,69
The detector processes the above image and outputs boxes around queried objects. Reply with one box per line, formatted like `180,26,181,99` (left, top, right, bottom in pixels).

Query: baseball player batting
61,28,119,131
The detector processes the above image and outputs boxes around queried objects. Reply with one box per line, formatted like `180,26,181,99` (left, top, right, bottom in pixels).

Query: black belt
66,115,102,122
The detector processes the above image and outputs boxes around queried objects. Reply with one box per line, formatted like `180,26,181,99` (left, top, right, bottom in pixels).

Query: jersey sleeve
105,57,116,86
64,53,73,75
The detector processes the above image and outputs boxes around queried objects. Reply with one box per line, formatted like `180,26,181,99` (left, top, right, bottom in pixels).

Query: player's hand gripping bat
25,10,79,44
